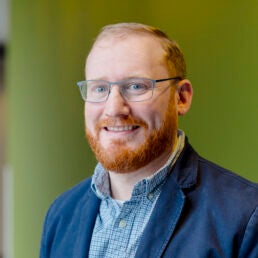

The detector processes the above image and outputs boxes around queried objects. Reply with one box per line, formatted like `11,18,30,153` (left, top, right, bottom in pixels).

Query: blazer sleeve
239,206,258,258
39,208,51,258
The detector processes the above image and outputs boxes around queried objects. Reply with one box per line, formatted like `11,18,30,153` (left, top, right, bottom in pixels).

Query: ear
176,79,193,116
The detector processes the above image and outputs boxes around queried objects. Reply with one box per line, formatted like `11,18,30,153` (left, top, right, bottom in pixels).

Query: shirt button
118,219,127,228
148,192,154,200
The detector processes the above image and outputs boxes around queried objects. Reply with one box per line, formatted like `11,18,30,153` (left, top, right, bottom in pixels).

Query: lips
96,117,148,134
105,125,139,131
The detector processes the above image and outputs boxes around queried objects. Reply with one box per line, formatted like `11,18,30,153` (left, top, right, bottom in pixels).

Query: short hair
92,22,187,79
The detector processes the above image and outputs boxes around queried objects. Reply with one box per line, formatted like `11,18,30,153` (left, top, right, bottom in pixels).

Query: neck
109,146,175,201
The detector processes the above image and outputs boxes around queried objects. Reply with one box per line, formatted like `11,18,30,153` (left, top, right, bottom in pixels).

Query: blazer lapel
135,175,186,258
73,188,101,258
135,141,198,258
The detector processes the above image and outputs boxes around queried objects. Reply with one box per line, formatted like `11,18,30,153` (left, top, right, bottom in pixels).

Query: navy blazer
40,141,258,258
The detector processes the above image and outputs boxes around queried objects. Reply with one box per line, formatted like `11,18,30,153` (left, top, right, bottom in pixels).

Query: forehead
85,34,168,80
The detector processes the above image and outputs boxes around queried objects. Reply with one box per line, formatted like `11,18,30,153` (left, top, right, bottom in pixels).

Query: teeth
106,126,135,131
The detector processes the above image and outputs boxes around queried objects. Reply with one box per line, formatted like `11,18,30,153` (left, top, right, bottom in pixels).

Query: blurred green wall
6,1,258,257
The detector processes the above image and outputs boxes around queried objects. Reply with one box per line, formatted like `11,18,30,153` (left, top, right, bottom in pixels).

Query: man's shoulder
198,156,258,194
46,177,95,219
178,140,258,204
40,177,101,257
192,153,258,215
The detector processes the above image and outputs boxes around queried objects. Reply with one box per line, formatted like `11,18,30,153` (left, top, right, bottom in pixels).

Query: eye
125,82,148,93
95,86,107,93
131,83,144,90
89,84,108,94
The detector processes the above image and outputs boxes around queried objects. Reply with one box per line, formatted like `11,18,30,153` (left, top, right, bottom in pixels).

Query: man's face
85,34,179,173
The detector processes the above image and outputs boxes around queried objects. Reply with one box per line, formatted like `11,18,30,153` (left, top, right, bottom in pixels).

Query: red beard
86,98,178,173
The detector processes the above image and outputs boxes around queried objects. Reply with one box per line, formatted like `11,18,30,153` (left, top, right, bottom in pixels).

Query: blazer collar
171,138,198,189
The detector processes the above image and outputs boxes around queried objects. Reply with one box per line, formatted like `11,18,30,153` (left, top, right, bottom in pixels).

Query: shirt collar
91,130,185,200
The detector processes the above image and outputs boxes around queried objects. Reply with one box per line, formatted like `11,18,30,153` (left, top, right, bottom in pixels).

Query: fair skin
85,34,192,200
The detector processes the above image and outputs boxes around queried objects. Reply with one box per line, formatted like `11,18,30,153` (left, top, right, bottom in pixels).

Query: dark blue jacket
40,141,258,258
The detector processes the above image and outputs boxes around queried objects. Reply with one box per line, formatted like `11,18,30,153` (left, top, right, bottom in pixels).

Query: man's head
83,22,193,173
91,23,187,80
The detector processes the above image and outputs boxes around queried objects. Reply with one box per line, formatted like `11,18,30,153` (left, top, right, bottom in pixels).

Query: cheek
145,92,173,125
84,105,99,132
150,101,171,127
145,98,176,130
138,107,165,131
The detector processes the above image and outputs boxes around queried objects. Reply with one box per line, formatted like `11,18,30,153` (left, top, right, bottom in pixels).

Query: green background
6,1,258,257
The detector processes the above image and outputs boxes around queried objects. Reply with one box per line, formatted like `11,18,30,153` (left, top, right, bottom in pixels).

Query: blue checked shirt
89,131,185,258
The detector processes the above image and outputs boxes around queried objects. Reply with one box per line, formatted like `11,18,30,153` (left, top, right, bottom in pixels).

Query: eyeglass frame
76,76,181,103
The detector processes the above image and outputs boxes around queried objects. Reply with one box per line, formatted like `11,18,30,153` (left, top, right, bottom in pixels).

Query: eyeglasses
76,77,181,103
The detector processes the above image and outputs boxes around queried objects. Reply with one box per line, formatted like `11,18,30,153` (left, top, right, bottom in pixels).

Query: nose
104,85,130,117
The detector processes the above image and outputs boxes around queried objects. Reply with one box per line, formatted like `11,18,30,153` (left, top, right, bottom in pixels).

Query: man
40,23,258,258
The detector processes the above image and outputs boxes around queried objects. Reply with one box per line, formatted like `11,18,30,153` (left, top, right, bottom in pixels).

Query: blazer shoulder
196,156,258,210
46,177,94,219
199,156,258,190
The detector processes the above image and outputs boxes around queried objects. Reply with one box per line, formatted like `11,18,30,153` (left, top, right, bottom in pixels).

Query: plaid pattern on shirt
89,131,185,258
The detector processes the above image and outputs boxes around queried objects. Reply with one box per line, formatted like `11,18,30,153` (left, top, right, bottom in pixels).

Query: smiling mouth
104,125,139,132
